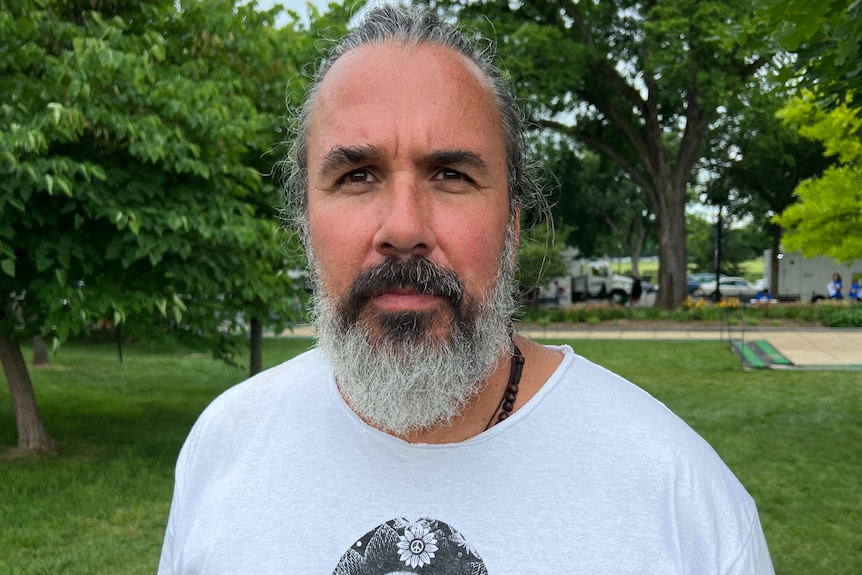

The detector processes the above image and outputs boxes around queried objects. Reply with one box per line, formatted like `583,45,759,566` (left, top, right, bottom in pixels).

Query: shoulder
541,345,762,526
536,345,737,470
207,347,327,413
517,345,764,541
180,348,330,454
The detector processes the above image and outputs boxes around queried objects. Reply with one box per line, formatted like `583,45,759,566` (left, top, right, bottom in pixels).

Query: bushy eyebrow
317,145,490,179
318,144,384,179
424,149,489,175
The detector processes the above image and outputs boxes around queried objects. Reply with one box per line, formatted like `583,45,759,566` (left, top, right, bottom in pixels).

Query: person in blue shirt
849,277,859,302
828,273,843,299
755,288,773,306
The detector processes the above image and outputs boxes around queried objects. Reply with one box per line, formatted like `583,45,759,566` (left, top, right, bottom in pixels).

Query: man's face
305,42,514,342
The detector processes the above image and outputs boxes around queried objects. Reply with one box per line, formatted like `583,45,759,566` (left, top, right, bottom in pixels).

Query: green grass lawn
1,337,860,574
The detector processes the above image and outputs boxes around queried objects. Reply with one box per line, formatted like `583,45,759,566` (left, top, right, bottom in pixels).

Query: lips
338,256,464,326
376,285,418,296
373,285,443,298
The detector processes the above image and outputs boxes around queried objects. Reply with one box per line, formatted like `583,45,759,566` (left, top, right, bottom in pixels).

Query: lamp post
712,205,723,302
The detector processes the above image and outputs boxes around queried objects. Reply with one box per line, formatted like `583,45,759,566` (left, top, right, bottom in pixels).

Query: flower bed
519,299,862,328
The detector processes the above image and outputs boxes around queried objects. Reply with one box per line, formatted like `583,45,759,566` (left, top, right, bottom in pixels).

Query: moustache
339,256,465,325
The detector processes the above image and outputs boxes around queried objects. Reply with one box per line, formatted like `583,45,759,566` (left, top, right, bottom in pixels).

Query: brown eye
341,169,376,184
436,169,464,180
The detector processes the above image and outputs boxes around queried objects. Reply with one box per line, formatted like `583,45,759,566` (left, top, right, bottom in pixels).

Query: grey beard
309,227,519,437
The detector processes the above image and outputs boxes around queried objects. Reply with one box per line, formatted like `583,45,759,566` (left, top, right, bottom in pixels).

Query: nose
372,179,436,257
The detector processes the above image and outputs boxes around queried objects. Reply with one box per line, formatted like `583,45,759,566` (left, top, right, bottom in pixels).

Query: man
159,5,774,574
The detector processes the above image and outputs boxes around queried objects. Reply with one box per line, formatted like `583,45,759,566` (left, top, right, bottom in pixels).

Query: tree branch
533,118,658,207
583,94,655,174
557,0,595,48
557,0,648,115
675,84,710,193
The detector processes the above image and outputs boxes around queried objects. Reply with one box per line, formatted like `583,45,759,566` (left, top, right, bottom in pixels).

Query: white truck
540,248,634,306
763,249,862,302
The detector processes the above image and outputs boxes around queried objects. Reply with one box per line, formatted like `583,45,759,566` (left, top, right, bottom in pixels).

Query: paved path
279,325,862,369
519,326,862,369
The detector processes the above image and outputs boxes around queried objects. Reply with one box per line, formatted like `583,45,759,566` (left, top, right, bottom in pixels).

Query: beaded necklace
484,342,524,430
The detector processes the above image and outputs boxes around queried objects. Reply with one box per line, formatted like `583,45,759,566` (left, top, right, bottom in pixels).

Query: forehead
307,41,505,160
318,40,493,96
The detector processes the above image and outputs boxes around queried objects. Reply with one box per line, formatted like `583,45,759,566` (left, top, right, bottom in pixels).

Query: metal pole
713,205,723,302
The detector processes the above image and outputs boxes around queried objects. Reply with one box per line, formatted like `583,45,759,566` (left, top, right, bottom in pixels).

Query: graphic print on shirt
332,517,489,574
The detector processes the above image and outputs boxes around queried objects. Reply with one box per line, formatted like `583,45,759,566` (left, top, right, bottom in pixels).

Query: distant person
849,278,859,302
553,280,565,307
630,275,643,307
828,273,843,299
755,288,773,306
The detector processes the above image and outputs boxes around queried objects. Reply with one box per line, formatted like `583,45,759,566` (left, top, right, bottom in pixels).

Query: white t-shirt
158,345,774,574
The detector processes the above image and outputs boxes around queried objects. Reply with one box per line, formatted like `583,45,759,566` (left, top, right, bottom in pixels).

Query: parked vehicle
693,276,760,300
764,250,862,302
640,278,658,293
687,272,726,293
540,248,634,306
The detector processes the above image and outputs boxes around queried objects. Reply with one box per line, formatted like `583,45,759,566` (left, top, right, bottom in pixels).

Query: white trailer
764,249,862,302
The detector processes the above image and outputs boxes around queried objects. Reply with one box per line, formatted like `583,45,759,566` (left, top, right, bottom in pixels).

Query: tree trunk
0,335,55,452
653,183,689,310
249,316,263,377
32,335,49,366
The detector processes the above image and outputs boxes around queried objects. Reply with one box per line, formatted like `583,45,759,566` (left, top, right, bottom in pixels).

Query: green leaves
780,95,862,165
775,93,862,262
430,0,769,307
752,0,862,101
1,257,14,278
1,0,335,347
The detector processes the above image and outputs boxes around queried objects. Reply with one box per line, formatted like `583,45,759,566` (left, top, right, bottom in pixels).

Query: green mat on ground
730,340,794,369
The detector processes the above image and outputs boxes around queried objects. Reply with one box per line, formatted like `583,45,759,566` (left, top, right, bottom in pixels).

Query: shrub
630,309,650,321
816,304,862,327
518,300,849,326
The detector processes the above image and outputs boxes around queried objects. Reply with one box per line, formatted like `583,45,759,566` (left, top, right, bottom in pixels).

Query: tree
730,2,861,266
698,87,833,291
3,0,184,453
719,2,860,270
32,336,49,366
515,221,570,304
0,0,335,452
429,0,771,308
686,213,769,276
686,213,715,273
774,93,862,261
575,158,652,278
753,0,861,102
545,139,654,275
151,0,356,376
537,137,613,260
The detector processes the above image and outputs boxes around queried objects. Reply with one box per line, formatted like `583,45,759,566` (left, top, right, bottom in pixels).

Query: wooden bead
485,339,525,430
